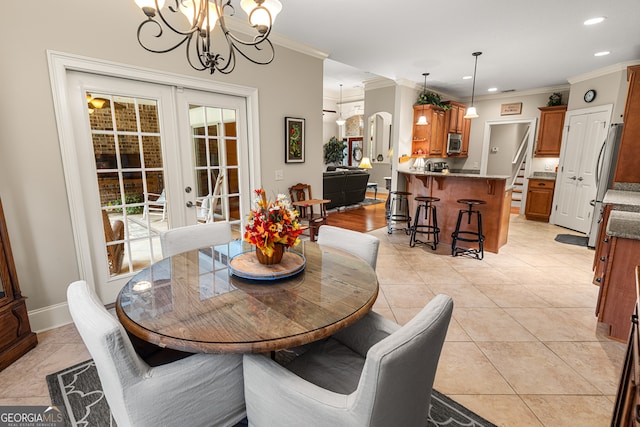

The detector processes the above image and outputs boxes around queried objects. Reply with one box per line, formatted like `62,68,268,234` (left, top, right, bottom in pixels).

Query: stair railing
510,127,530,188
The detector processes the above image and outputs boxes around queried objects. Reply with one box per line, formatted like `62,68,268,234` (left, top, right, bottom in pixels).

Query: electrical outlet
275,170,284,181
545,162,552,170
473,162,479,169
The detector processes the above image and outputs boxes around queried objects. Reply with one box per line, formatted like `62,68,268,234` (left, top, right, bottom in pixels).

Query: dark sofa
323,168,370,209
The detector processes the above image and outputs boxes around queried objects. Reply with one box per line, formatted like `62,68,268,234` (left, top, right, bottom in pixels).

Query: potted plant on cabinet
324,137,346,165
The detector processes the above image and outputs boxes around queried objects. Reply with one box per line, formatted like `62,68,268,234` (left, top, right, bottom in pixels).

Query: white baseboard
28,302,73,333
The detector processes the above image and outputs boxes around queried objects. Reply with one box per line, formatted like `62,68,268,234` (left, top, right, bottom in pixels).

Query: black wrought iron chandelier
133,0,282,75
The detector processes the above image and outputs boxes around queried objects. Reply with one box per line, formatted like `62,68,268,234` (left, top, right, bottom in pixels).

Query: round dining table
116,240,379,354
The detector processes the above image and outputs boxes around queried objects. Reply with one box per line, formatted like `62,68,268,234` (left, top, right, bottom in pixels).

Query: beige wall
0,1,324,322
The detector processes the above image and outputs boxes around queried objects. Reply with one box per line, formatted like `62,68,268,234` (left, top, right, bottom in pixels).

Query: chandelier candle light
244,189,304,265
133,0,282,75
464,52,482,119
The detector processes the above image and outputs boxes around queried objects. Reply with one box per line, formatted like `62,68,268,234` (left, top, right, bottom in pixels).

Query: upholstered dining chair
243,294,453,427
67,280,245,427
316,225,380,270
160,221,232,258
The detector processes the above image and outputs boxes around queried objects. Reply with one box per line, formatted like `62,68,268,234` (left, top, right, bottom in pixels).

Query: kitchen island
400,171,512,253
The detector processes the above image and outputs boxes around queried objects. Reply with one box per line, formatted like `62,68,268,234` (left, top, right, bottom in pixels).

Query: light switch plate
275,169,284,181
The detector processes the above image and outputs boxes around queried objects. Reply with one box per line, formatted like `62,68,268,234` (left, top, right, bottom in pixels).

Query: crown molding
568,60,640,84
363,77,396,90
225,17,329,60
472,84,571,102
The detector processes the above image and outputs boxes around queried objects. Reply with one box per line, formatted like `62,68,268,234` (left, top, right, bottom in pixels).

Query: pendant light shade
336,84,346,126
464,52,482,119
416,72,430,126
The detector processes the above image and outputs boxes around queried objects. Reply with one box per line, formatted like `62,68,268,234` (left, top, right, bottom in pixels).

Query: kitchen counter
606,210,640,240
404,170,509,180
602,189,640,212
400,172,512,253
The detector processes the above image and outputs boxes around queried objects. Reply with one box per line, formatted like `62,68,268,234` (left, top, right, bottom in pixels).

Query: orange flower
244,190,303,256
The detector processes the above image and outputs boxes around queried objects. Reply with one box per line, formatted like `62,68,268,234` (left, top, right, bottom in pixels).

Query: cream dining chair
316,225,380,270
243,294,453,427
66,280,245,427
160,221,232,258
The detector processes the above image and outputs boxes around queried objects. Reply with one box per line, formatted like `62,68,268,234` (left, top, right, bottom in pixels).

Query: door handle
185,186,192,193
186,201,194,208
577,177,584,181
569,176,577,180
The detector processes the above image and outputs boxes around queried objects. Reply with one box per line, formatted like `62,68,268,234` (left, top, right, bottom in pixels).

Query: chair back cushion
67,281,148,425
160,221,232,258
317,225,380,269
358,294,453,427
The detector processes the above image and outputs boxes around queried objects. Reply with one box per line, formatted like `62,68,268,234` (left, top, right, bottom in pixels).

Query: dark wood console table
0,198,37,371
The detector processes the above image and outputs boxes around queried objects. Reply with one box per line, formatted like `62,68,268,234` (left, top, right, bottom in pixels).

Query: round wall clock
584,89,597,103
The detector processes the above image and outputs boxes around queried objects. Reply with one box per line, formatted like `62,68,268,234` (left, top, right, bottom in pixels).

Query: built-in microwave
447,133,462,154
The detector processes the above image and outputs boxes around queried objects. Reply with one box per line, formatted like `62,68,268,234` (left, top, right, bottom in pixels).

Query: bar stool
410,196,440,249
451,199,486,260
387,191,412,234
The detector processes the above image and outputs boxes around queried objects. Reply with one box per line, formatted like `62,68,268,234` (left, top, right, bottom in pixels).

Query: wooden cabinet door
429,108,446,156
614,65,640,183
524,179,555,221
535,105,567,157
446,104,459,133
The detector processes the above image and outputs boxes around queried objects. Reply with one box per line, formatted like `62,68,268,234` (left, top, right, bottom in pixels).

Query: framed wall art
285,117,305,163
500,102,522,116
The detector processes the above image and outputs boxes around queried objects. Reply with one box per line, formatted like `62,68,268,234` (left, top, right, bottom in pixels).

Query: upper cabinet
613,64,640,183
534,105,567,157
411,105,445,157
411,102,470,158
443,101,470,158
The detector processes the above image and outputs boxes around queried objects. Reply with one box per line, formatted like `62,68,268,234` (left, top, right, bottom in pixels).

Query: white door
66,72,250,302
553,108,611,233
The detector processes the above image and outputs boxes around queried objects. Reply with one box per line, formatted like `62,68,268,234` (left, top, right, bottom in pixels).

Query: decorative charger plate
229,251,306,281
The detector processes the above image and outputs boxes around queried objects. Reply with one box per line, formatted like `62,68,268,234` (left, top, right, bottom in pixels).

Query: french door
66,72,250,303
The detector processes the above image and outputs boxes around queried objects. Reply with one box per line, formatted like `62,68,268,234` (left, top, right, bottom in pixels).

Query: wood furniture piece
614,65,640,183
611,266,640,426
403,172,512,254
593,204,613,287
443,101,471,158
534,105,567,157
0,198,37,371
594,210,640,341
524,178,556,222
289,183,330,242
411,105,446,157
116,241,379,353
102,210,125,275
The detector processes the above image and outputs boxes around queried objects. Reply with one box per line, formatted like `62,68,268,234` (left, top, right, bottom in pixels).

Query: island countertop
402,170,510,180
400,172,512,254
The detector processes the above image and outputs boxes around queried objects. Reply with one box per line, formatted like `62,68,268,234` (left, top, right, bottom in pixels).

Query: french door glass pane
189,105,241,226
88,92,166,277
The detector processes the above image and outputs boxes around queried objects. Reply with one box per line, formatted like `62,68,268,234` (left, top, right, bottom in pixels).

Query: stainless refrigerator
587,123,623,248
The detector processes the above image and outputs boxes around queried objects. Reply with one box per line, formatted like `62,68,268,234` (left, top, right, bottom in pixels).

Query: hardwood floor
325,192,388,233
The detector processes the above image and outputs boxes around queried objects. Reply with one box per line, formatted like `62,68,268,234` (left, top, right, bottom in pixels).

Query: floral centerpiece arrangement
244,189,304,264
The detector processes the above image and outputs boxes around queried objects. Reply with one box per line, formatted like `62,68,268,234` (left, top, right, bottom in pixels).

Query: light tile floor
0,215,626,426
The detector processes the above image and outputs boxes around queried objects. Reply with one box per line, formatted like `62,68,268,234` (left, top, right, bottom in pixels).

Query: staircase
511,161,526,214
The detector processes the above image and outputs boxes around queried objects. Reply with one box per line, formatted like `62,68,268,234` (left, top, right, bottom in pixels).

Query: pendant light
336,84,346,126
464,52,482,119
416,72,429,125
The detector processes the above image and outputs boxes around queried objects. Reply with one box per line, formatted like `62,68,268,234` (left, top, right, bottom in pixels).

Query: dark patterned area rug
554,233,588,247
47,360,496,427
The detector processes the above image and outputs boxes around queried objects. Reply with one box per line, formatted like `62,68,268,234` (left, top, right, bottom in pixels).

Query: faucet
425,160,433,172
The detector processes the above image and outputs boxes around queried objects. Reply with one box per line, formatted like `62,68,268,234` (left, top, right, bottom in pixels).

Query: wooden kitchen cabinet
535,105,567,157
0,198,37,371
611,268,640,427
524,178,555,221
444,101,471,158
593,204,613,288
614,65,640,183
412,104,445,157
595,235,640,341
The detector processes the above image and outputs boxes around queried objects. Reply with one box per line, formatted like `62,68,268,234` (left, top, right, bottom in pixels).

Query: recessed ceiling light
488,87,498,92
462,75,472,80
594,51,610,57
584,17,606,26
